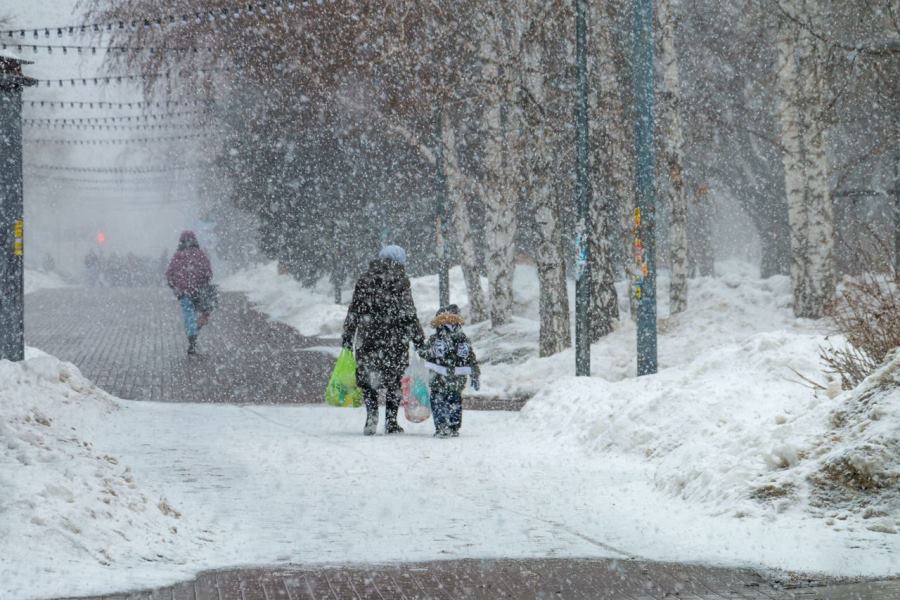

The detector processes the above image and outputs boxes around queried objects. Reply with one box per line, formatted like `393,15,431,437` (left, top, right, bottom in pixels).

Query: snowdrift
522,335,899,533
474,261,807,399
792,353,899,532
24,268,69,295
0,351,203,598
522,332,833,512
219,262,349,337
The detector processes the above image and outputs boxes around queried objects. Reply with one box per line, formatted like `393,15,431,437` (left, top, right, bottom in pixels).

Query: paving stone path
65,559,899,600
26,287,337,404
26,288,897,599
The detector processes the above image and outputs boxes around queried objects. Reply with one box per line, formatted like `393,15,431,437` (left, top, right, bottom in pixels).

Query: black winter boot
384,400,404,434
187,335,197,355
385,420,404,434
362,388,379,436
363,407,378,436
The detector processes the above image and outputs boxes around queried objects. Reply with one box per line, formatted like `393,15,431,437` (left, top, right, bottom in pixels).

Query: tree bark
481,94,519,328
441,112,488,323
657,0,689,315
532,186,573,356
587,0,626,337
479,15,522,329
776,1,835,318
523,23,571,356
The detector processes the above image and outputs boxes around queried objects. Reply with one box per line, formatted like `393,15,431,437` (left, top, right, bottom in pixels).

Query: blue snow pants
431,390,462,433
179,295,199,338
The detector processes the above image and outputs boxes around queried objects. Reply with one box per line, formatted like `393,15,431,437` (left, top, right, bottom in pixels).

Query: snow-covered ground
220,263,350,338
522,338,899,531
466,260,823,399
222,260,819,399
0,351,210,599
3,383,897,599
24,269,70,295
6,261,897,597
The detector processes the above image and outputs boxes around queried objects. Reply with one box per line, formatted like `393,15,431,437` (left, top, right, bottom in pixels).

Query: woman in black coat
342,245,424,435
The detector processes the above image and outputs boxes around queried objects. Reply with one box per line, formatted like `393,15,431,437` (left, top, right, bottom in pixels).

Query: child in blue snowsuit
418,304,480,437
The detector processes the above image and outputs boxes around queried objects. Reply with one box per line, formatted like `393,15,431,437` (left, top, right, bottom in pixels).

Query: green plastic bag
325,349,363,407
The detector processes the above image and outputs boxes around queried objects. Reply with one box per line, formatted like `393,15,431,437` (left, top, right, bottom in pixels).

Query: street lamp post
0,53,36,362
574,0,593,377
633,0,658,376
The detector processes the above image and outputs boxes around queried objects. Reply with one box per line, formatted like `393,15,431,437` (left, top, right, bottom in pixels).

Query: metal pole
331,219,342,304
0,56,35,362
894,148,899,275
435,107,450,308
633,0,658,376
575,0,593,376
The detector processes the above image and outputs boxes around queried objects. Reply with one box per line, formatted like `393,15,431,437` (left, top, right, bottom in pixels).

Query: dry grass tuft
821,237,900,390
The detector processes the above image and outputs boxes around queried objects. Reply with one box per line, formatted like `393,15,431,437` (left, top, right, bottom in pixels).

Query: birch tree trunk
795,55,836,318
586,1,625,338
532,183,572,356
479,14,523,328
523,22,571,356
481,89,519,328
776,0,835,318
656,0,689,315
441,112,488,323
777,30,812,313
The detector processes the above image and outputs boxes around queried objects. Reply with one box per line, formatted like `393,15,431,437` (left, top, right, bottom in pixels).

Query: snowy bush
822,264,900,390
805,353,899,532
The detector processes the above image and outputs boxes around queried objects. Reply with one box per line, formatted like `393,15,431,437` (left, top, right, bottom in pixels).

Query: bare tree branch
771,0,900,56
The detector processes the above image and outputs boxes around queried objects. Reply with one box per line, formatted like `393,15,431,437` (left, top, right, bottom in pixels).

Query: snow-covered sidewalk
4,388,897,598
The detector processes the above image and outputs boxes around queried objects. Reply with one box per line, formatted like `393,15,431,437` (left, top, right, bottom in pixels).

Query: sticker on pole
574,232,588,282
14,220,23,256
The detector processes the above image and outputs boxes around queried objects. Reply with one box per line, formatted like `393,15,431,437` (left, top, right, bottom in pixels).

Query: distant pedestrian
418,304,480,437
342,245,425,435
165,231,213,355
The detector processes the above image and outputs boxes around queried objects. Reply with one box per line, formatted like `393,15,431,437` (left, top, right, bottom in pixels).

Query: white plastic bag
402,354,432,423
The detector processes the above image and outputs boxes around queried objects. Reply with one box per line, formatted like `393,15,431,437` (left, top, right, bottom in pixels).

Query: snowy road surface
40,400,892,597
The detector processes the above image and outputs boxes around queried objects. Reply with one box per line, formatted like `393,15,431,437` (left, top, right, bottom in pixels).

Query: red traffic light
96,231,106,244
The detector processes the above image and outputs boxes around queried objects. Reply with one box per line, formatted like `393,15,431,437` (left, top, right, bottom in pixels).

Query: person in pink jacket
165,230,213,355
